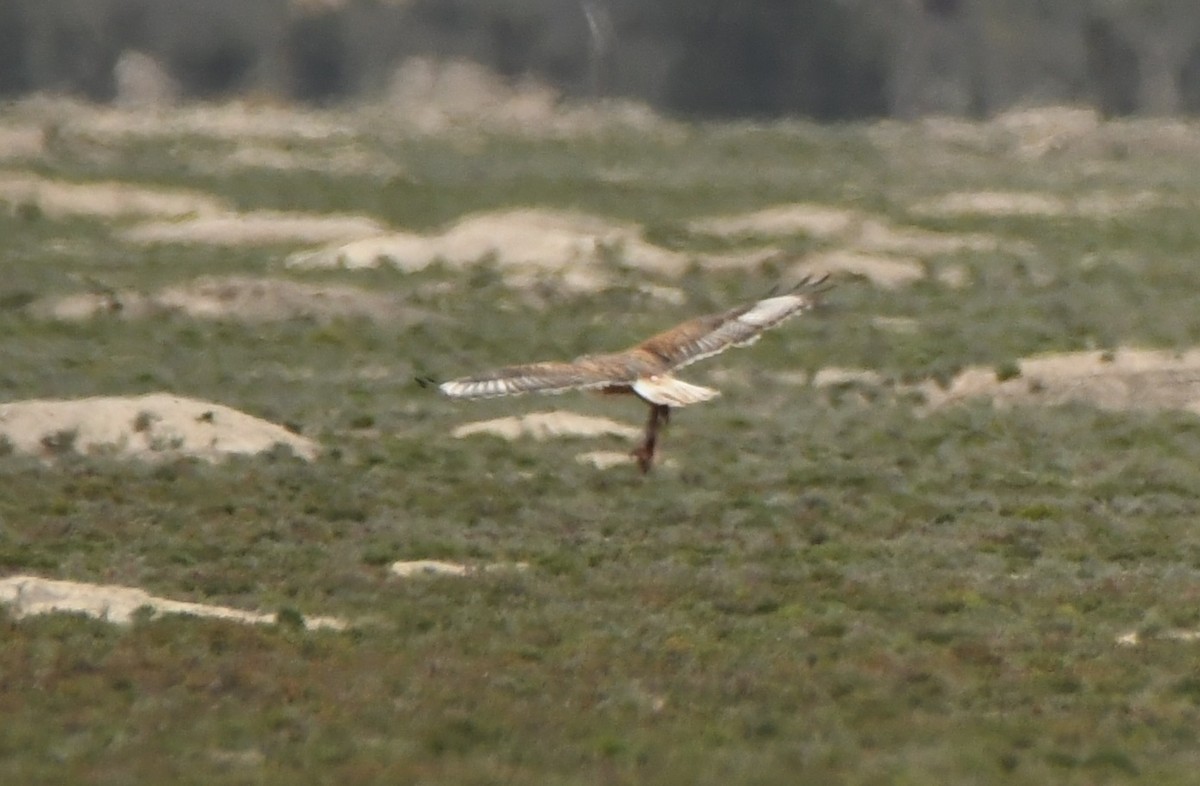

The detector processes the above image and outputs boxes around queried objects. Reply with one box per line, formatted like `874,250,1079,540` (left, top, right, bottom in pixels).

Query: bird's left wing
437,355,634,400
635,274,832,371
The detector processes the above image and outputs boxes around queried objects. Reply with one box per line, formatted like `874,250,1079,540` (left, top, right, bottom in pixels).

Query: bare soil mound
989,106,1103,159
0,127,46,161
17,97,351,144
29,275,418,324
690,203,860,240
793,250,926,289
288,208,689,291
1117,628,1200,646
690,203,1005,256
121,211,386,247
0,574,345,630
690,202,1010,288
0,171,225,219
811,367,886,388
0,393,318,462
452,411,640,441
853,219,1003,257
922,348,1200,415
389,560,529,578
883,106,1104,161
912,190,1166,219
981,107,1200,161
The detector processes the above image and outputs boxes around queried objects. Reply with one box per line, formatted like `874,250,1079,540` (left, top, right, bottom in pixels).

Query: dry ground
4,96,1200,784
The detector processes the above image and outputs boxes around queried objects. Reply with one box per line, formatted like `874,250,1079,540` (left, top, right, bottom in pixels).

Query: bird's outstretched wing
438,355,636,399
633,273,832,371
436,274,832,401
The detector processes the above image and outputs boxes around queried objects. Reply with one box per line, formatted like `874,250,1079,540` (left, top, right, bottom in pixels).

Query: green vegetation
4,112,1200,784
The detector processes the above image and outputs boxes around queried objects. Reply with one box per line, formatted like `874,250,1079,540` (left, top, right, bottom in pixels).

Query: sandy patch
390,560,470,577
288,208,689,291
690,203,1007,287
29,275,416,324
991,106,1103,159
920,348,1200,414
637,284,687,305
569,450,634,470
689,203,1005,255
793,250,925,289
0,161,386,251
690,203,861,240
0,127,46,160
912,190,1166,219
914,116,994,149
900,107,1103,160
935,264,972,289
683,247,790,274
918,110,1200,166
575,450,680,470
853,219,1001,256
811,367,886,388
0,171,225,220
0,574,345,630
120,211,386,247
576,450,634,470
389,560,529,578
17,96,353,144
1116,629,1200,646
948,192,1077,218
452,411,639,441
0,393,318,462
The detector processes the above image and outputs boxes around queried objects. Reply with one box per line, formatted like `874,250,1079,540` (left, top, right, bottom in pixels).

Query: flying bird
430,274,833,472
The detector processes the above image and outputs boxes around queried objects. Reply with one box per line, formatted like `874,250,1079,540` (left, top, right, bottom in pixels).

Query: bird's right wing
634,274,832,372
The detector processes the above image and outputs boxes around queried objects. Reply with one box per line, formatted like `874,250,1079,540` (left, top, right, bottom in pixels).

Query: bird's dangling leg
632,404,670,473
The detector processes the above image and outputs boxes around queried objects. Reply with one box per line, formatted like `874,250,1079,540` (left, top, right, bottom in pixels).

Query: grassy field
4,101,1200,783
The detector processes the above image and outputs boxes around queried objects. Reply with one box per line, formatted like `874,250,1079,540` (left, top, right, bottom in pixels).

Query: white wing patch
738,294,810,328
632,375,720,407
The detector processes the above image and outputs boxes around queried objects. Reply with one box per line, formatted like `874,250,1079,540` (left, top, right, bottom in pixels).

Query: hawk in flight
431,274,833,472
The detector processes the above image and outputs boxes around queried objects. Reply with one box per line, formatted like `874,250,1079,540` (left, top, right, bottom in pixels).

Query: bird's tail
633,375,720,407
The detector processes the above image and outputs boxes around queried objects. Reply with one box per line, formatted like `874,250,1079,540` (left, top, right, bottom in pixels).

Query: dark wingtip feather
758,272,836,303
792,272,836,296
787,271,835,298
415,375,441,390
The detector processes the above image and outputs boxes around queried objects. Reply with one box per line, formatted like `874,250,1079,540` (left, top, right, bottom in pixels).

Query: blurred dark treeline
3,0,1200,119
